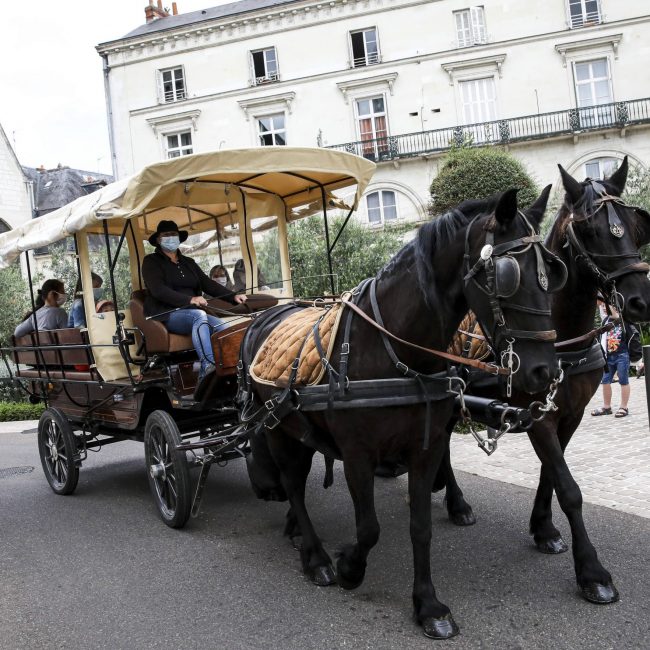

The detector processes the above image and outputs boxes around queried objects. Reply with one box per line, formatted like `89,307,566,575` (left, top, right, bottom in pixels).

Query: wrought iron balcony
328,97,650,163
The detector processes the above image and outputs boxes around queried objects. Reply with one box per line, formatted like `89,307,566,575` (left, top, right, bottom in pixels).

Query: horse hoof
422,614,460,639
449,510,476,526
536,536,568,554
581,581,620,604
311,564,336,587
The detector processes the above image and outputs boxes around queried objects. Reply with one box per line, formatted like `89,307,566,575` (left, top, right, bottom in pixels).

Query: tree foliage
259,215,407,297
429,146,539,215
0,263,30,346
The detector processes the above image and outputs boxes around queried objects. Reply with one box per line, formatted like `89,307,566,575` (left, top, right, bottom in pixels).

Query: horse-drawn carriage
0,148,376,527
3,147,649,639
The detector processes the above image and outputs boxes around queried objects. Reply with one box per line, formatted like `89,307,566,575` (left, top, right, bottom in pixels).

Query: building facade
0,123,32,232
97,0,650,226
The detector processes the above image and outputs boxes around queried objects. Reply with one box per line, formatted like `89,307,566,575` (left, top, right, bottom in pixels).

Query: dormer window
568,0,602,28
251,47,279,86
454,7,487,48
158,66,186,103
350,28,380,68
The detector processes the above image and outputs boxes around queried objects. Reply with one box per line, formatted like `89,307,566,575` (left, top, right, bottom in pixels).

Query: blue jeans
166,309,226,369
601,351,630,386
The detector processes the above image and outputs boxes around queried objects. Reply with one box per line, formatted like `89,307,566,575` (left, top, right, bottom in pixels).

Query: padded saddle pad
251,304,344,387
448,312,490,361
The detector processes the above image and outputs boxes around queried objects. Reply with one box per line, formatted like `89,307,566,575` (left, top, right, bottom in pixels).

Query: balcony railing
328,97,650,162
253,72,280,86
570,10,602,28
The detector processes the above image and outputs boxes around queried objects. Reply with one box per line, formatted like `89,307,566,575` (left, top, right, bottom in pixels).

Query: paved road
452,379,650,519
1,428,649,649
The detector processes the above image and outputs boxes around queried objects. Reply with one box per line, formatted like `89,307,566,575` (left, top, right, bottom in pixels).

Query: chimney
145,0,170,23
172,2,178,16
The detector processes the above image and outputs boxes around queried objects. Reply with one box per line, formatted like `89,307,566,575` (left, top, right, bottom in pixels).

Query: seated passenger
208,264,234,291
15,279,69,338
233,258,270,293
68,272,104,328
142,220,247,379
95,299,115,314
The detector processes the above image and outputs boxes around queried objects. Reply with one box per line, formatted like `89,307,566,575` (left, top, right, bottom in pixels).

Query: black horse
240,187,563,639
438,157,650,604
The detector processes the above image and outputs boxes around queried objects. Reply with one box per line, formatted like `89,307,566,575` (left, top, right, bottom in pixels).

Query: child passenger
14,279,68,338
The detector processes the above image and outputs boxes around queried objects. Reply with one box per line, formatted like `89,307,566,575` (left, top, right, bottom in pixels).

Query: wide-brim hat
148,220,189,246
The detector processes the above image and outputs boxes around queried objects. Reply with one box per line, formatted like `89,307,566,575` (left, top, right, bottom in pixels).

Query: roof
112,0,301,42
0,147,375,268
22,166,114,217
0,123,26,183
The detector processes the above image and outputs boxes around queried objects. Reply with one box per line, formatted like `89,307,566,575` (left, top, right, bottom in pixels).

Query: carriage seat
128,290,194,355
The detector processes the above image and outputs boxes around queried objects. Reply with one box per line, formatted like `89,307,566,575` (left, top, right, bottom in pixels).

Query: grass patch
0,401,44,422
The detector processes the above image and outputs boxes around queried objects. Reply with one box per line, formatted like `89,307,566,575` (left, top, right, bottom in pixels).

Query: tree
0,263,30,345
623,163,650,212
429,146,539,215
259,215,408,297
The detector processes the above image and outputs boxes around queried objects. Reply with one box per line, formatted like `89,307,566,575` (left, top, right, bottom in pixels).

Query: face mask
93,288,104,301
214,277,227,286
160,235,180,252
55,292,68,307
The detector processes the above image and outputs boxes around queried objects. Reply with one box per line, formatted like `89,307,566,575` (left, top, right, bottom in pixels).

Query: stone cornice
554,33,623,66
146,109,202,134
441,54,506,84
97,0,432,60
336,72,398,103
237,91,296,120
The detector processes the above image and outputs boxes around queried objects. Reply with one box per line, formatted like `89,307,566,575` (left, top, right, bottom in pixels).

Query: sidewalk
451,377,650,519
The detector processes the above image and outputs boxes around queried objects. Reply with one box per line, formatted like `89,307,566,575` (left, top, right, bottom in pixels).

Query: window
459,77,497,124
165,131,193,158
366,191,397,225
258,113,286,146
454,7,487,48
585,157,619,180
574,58,613,126
159,67,185,103
251,48,279,85
568,0,601,28
356,96,388,160
350,28,380,67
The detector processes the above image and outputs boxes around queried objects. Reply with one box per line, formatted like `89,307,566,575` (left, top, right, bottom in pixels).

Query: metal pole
643,345,650,430
320,186,335,295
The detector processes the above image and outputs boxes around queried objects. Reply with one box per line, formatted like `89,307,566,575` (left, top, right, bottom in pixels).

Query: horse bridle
565,180,650,311
464,211,567,395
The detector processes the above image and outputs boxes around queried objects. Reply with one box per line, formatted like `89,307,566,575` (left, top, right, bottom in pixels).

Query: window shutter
155,70,163,104
470,6,486,44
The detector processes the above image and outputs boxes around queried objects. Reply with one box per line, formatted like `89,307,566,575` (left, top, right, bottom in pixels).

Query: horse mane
411,197,497,307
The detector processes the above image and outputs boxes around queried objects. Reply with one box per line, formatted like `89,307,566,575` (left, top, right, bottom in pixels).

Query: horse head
461,186,561,394
558,156,650,322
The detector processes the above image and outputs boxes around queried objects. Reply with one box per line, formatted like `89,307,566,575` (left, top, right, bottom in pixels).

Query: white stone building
0,123,33,232
97,0,650,226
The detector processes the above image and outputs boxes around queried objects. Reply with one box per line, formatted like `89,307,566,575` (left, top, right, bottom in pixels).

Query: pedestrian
591,301,642,418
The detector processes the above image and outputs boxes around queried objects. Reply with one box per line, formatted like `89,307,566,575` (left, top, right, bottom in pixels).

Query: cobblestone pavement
451,376,650,519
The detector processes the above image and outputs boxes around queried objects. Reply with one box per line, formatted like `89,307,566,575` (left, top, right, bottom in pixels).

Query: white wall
98,0,650,224
0,126,31,230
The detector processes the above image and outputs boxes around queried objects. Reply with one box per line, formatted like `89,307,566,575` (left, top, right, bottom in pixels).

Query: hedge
430,146,539,215
0,401,44,422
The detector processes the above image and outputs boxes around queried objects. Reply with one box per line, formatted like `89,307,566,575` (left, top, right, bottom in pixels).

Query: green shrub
0,401,44,422
430,147,539,215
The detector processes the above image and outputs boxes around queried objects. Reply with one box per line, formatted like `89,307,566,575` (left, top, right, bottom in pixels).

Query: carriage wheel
144,410,191,529
37,408,80,495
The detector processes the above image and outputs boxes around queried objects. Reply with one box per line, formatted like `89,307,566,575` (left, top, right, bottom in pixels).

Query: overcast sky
0,0,224,176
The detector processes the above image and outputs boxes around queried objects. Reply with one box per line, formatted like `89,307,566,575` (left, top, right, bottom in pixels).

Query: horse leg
528,417,577,554
527,424,619,603
437,420,476,526
266,430,335,586
409,442,459,639
335,455,380,590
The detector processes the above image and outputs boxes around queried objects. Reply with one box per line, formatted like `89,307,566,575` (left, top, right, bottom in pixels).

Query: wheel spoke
58,459,68,481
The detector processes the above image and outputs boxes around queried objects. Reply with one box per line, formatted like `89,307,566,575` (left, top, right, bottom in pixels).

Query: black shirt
142,249,236,320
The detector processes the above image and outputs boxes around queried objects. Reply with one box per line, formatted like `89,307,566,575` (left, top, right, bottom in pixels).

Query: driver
142,220,247,379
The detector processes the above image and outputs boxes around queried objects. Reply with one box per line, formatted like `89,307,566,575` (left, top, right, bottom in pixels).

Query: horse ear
494,188,519,226
607,155,628,195
558,164,582,206
526,184,552,228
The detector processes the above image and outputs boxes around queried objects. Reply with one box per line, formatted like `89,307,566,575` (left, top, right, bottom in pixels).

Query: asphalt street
1,428,649,650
